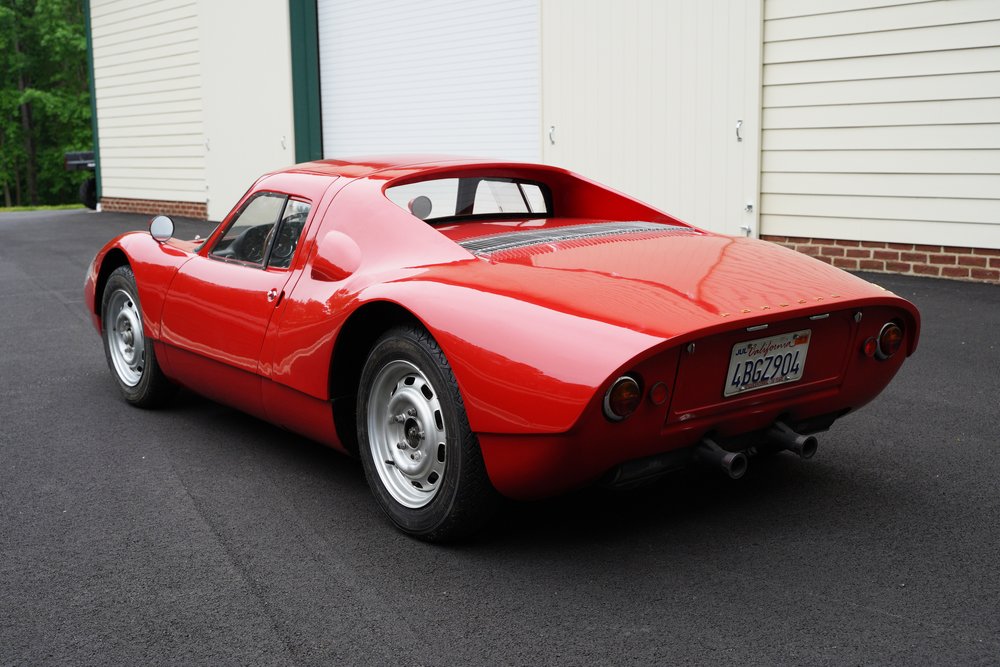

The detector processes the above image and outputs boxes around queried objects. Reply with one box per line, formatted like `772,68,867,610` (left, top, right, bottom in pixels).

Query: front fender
85,232,195,339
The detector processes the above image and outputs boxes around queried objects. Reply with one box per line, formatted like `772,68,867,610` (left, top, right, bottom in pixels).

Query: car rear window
386,177,550,223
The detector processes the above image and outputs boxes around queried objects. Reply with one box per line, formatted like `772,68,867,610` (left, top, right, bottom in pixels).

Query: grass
0,204,85,212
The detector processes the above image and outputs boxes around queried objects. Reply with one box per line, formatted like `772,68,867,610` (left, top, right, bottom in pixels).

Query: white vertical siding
761,0,1000,248
316,0,541,162
91,0,207,203
197,1,296,221
540,0,762,237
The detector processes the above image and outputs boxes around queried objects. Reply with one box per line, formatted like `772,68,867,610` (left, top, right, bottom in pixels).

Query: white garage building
86,0,1000,282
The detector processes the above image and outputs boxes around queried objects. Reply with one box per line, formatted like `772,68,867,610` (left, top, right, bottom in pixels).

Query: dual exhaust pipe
694,420,818,479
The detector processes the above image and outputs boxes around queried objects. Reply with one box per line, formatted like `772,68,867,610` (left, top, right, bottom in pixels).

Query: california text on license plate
724,329,811,397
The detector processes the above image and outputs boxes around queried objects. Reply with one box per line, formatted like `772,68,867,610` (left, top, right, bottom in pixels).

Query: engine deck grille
457,221,693,255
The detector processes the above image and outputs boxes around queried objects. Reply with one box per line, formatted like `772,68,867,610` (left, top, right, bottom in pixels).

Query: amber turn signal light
876,322,904,360
604,376,641,421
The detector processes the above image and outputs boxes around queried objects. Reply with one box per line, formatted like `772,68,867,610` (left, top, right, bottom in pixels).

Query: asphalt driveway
1,208,998,665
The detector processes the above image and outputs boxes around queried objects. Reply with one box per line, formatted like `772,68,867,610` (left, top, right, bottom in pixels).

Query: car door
159,193,312,418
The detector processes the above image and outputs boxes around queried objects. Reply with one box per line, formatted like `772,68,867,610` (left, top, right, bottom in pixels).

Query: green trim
289,0,323,162
83,0,101,199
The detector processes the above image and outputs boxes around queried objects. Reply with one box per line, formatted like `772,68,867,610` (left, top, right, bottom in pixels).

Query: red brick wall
761,236,1000,284
100,197,208,220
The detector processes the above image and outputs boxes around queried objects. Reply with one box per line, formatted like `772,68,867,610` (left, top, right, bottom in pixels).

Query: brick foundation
760,236,1000,285
100,197,208,220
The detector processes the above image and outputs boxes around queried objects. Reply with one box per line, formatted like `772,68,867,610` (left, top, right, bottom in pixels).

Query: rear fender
359,280,663,434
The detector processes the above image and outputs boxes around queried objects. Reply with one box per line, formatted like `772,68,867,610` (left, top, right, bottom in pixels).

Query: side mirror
149,215,174,243
311,230,361,282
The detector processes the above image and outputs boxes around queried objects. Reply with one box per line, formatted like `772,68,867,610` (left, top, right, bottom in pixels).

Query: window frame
207,192,312,271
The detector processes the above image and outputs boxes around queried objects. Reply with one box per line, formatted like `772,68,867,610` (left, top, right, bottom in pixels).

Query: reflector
862,337,878,357
649,381,669,405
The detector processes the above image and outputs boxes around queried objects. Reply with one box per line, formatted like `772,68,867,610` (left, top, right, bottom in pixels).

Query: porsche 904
85,156,919,540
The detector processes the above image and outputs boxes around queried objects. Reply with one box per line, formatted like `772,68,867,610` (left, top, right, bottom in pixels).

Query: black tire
80,177,97,210
100,265,175,408
357,325,499,542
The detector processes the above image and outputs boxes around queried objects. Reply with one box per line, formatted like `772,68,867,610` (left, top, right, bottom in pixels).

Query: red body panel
85,156,920,500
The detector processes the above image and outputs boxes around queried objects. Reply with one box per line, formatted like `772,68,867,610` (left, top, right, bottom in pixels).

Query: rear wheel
357,325,498,541
101,265,175,407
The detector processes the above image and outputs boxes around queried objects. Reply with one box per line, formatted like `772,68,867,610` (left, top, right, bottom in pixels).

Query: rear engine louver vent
457,221,693,255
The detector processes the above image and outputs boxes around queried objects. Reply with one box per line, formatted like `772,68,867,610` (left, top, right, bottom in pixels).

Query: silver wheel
104,288,145,387
366,359,447,509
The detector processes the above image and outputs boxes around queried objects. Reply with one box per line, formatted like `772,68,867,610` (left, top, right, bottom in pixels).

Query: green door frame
83,0,101,198
289,0,323,162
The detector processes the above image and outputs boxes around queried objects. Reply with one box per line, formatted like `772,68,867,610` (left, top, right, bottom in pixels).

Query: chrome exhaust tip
768,421,818,459
693,437,748,480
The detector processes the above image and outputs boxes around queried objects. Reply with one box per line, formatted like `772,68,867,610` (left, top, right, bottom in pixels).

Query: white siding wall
198,1,296,221
761,0,1000,248
91,0,207,203
540,0,763,237
316,0,541,161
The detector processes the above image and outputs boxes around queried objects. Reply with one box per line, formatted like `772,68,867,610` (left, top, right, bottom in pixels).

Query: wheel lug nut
406,408,416,417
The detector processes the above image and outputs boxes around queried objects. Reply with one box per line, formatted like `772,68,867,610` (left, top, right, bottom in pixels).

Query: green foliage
0,0,92,206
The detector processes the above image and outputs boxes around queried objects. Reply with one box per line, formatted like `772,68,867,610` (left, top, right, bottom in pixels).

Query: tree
0,0,92,207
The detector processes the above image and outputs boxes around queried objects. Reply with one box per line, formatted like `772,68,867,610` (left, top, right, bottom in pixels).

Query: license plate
724,329,811,397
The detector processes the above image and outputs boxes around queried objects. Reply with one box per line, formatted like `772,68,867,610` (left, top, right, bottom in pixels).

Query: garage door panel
317,0,540,162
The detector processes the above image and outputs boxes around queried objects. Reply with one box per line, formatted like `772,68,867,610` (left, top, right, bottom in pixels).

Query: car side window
210,194,311,269
267,199,311,269
211,194,287,265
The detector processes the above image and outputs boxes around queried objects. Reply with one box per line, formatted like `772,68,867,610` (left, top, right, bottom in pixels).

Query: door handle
266,288,279,302
736,119,743,142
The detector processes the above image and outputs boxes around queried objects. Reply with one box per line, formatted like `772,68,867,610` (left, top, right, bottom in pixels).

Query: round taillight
876,322,904,360
604,376,641,421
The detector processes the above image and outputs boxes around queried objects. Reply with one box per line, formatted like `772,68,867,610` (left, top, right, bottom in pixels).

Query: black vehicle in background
65,151,97,209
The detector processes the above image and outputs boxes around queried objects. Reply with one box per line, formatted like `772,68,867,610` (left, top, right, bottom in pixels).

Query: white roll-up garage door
316,0,540,162
761,0,1000,248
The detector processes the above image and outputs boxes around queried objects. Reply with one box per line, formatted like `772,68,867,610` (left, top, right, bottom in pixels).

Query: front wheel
101,265,175,407
357,325,498,542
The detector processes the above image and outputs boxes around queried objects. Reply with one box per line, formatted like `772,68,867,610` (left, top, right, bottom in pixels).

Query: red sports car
85,156,919,541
